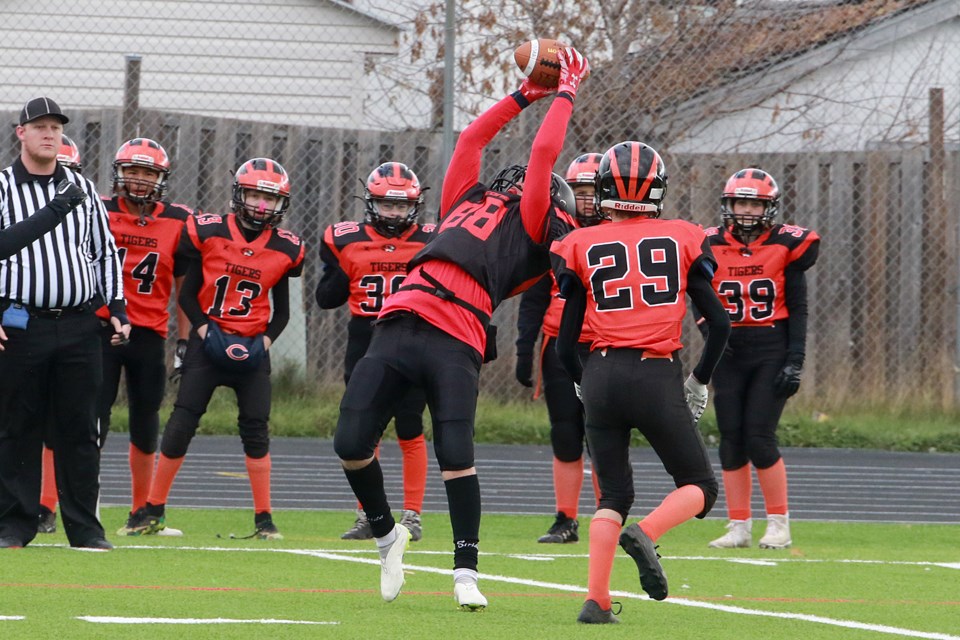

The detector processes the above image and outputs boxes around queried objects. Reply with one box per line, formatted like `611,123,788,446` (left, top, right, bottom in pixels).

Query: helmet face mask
113,138,170,204
57,134,81,172
231,157,291,230
364,162,423,237
594,142,668,219
720,168,780,240
565,152,603,226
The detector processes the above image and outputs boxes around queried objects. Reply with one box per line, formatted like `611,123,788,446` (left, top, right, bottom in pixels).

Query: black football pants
541,336,590,462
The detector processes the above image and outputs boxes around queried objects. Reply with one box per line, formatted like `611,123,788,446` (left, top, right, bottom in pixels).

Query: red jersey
183,212,304,337
705,223,820,327
551,216,715,355
321,221,435,317
102,196,191,337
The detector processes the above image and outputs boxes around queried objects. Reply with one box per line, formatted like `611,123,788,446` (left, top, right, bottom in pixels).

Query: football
513,38,565,88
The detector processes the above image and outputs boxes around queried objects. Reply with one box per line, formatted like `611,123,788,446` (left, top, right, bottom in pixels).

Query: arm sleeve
516,274,551,356
520,94,575,242
686,261,731,384
265,275,290,342
555,273,587,383
783,266,809,363
441,94,524,215
88,187,124,303
315,240,350,309
0,203,67,260
177,258,206,330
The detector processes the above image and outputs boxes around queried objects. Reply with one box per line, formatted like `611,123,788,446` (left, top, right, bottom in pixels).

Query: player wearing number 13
703,169,820,550
550,141,730,622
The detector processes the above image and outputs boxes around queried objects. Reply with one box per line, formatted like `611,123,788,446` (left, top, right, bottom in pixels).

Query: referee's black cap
19,97,69,126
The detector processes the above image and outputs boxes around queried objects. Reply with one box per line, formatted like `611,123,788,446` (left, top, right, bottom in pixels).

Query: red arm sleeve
520,95,574,242
440,95,524,216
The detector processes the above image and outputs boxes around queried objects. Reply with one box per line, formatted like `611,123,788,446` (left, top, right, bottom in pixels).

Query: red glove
518,77,555,104
557,47,590,98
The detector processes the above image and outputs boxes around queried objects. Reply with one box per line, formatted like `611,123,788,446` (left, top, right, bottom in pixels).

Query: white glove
573,381,582,401
684,374,708,423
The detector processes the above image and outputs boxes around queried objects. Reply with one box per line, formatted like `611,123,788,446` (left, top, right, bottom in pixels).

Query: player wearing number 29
550,141,730,623
98,139,193,535
123,157,304,540
703,169,820,551
333,47,589,610
316,162,434,542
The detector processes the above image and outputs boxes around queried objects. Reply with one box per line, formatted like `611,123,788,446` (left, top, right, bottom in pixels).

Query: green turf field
1,508,957,640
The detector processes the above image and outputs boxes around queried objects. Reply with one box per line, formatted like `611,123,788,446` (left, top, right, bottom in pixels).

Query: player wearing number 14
100,138,193,534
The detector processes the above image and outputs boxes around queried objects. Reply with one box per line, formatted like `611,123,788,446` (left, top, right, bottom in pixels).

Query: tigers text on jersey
705,223,820,327
322,221,434,317
103,197,191,337
551,216,715,355
183,212,304,337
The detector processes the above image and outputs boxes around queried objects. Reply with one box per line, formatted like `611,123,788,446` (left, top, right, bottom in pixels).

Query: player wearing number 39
316,162,434,542
550,141,731,623
703,169,820,551
123,157,304,540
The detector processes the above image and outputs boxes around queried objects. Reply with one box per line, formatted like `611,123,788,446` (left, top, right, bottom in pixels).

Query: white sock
453,568,478,586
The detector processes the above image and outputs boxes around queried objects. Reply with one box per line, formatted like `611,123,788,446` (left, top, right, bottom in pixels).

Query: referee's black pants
0,309,106,546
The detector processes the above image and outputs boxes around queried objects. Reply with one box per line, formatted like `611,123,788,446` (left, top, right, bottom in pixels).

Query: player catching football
704,169,820,550
333,46,589,611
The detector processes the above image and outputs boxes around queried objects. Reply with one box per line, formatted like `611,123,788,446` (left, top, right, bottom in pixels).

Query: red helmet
113,138,171,203
364,162,423,237
231,157,291,229
57,134,82,171
565,152,602,226
594,141,668,219
720,168,780,236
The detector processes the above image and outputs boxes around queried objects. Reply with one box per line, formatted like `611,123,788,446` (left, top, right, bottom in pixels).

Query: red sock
398,434,428,513
147,454,185,506
756,458,788,515
586,516,621,609
40,446,58,512
129,444,156,512
637,485,706,542
245,454,273,514
553,457,584,519
722,465,753,521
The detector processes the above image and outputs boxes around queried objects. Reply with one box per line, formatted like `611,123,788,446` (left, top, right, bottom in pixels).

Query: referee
0,97,130,550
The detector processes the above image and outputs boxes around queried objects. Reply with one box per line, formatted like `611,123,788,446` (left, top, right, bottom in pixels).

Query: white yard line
78,616,337,625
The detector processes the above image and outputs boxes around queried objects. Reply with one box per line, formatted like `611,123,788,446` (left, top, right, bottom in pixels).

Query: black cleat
618,523,668,600
577,599,620,624
37,506,57,534
537,512,579,543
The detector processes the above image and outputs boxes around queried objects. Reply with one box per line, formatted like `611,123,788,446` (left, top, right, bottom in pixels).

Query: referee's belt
3,299,94,319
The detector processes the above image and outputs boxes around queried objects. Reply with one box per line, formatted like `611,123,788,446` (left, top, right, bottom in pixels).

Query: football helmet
721,168,780,236
565,152,602,226
490,164,576,218
364,162,423,237
57,134,82,171
113,138,170,203
595,141,668,219
231,157,291,229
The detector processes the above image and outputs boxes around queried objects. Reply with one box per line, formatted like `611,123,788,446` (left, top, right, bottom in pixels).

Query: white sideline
78,616,337,625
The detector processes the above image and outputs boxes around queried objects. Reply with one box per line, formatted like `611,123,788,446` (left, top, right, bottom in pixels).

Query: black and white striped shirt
0,159,123,309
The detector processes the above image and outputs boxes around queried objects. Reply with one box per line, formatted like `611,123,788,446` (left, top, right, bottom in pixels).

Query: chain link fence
2,0,958,409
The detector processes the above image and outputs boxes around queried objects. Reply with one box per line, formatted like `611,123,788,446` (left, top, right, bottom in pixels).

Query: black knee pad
596,478,634,521
393,412,423,441
159,410,199,458
550,420,585,462
240,433,269,459
748,439,781,470
333,409,379,461
693,477,719,519
719,439,749,470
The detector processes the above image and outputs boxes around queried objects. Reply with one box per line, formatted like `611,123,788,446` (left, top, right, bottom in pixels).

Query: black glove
773,353,804,398
47,180,87,218
169,339,188,383
515,352,533,388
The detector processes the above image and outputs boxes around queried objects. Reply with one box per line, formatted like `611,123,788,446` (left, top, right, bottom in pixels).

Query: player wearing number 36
550,141,731,623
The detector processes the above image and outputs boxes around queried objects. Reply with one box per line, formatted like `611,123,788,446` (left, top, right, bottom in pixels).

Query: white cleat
708,519,752,548
454,581,488,611
379,523,410,602
156,526,184,537
759,513,792,549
